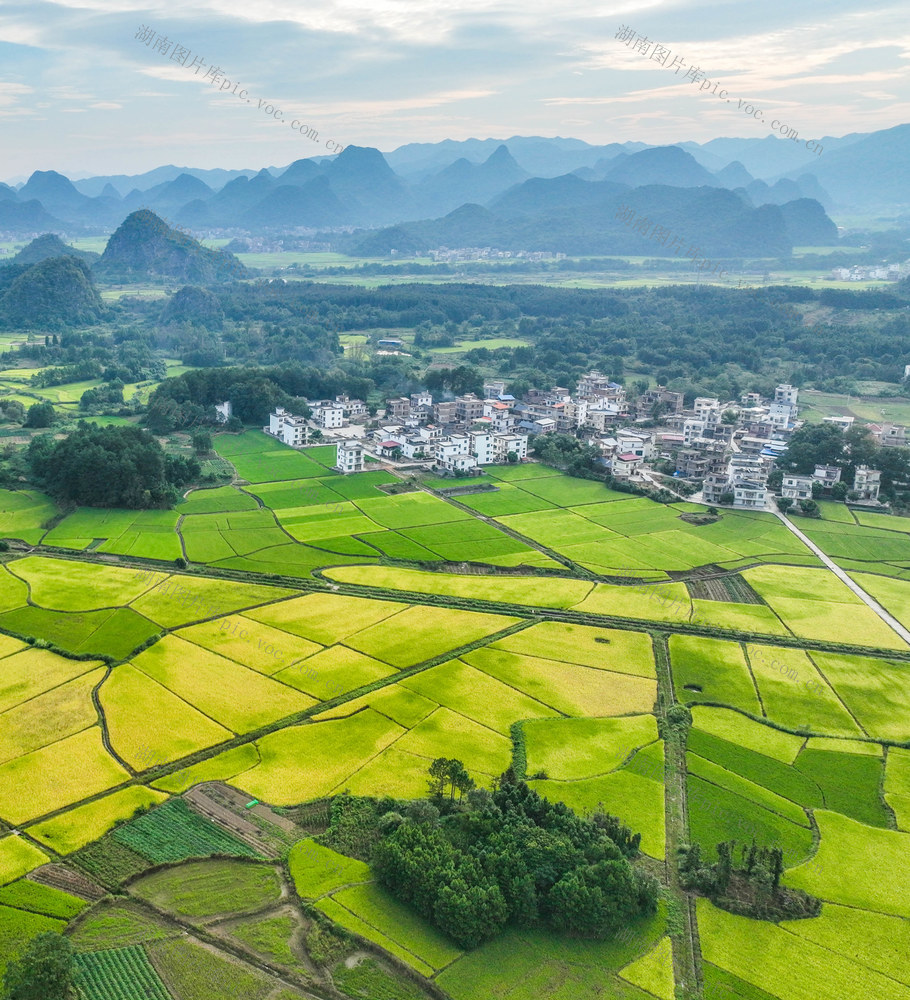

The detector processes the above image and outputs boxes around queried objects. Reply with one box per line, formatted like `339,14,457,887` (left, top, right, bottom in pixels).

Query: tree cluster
27,423,199,508
371,766,657,949
679,840,820,921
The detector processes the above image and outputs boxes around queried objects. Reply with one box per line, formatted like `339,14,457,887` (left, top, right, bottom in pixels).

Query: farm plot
437,918,665,1000
809,652,910,741
101,663,233,768
0,646,103,713
129,573,296,628
245,592,407,645
669,635,761,714
128,635,316,732
0,605,160,659
0,488,57,544
742,565,907,649
453,483,556,516
130,858,277,918
0,727,129,825
343,606,521,667
490,622,656,677
74,945,172,1000
400,658,562,734
745,644,861,736
8,556,161,610
176,614,322,674
215,430,333,483
0,667,104,765
525,717,665,858
462,646,657,717
698,900,910,1000
850,572,910,630
355,491,473,529
43,507,182,560
0,835,48,885
230,708,406,804
274,644,396,699
886,748,910,831
179,486,260,514
29,786,168,854
247,478,347,510
0,905,65,979
324,564,594,608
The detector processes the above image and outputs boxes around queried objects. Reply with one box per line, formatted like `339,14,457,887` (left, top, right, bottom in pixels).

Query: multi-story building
335,441,364,474
335,394,368,419
813,465,841,488
454,394,485,423
728,454,769,484
436,436,478,474
493,433,528,462
311,401,345,429
268,407,309,446
433,400,457,425
733,479,767,509
482,380,507,399
877,423,907,449
636,387,684,419
853,466,882,501
775,384,799,410
781,474,814,500
470,431,496,465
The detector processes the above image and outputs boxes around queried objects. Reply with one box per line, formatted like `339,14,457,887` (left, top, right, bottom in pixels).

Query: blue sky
1,0,908,179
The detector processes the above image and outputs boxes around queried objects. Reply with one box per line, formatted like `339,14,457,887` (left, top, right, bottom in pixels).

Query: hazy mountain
240,176,350,228
19,170,92,216
415,145,529,215
95,210,247,282
0,256,103,328
603,147,721,188
779,198,839,245
715,161,754,188
779,122,910,211
275,158,325,186
0,199,67,231
489,175,628,218
72,165,258,198
346,184,816,259
323,145,417,224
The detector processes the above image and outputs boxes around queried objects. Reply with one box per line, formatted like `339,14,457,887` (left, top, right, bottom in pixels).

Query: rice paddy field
1,446,909,999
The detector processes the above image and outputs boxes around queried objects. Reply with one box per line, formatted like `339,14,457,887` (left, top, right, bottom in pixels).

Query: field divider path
20,618,537,830
774,510,910,645
652,631,702,998
421,483,600,579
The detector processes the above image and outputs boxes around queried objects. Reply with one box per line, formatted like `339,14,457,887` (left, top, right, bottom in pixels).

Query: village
262,371,891,513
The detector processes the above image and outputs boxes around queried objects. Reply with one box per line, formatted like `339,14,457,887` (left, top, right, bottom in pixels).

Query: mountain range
1,124,907,257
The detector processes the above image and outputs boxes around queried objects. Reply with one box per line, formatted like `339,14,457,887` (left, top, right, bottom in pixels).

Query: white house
781,474,814,501
493,432,528,462
312,402,345,430
733,479,767,509
268,407,309,447
335,440,364,474
853,466,881,501
470,431,496,465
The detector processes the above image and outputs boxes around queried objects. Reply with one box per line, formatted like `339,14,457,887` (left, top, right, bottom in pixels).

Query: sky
1,0,909,180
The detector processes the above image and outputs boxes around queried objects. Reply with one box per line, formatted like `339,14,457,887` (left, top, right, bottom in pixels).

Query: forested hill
95,210,248,283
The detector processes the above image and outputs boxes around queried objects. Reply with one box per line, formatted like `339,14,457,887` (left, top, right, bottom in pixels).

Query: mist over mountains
1,123,907,259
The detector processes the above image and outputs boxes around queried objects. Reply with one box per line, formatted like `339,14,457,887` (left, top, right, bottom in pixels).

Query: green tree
782,424,845,473
24,401,55,428
777,497,794,513
831,481,848,500
2,932,78,1000
191,430,212,455
798,498,820,517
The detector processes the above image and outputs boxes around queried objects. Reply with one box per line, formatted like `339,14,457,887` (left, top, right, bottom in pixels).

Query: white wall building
781,474,814,500
312,402,345,429
336,441,364,473
733,479,767,509
853,466,882,501
268,407,309,446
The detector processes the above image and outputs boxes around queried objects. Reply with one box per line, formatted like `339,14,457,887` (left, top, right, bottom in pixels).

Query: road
773,508,910,646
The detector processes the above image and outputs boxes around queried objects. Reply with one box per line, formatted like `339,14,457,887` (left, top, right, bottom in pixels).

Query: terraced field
1,454,908,999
